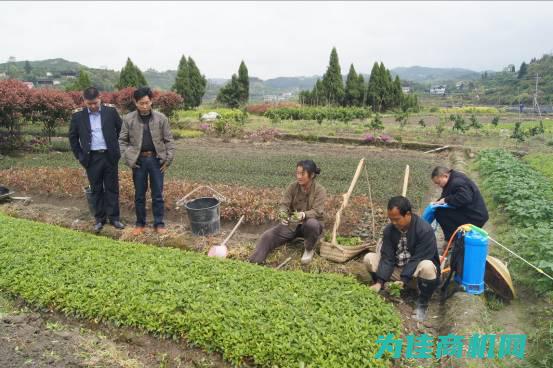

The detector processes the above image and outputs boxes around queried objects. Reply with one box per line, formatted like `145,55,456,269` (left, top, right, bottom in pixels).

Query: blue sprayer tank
454,226,488,295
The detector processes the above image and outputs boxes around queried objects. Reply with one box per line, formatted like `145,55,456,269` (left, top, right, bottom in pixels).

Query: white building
430,85,446,95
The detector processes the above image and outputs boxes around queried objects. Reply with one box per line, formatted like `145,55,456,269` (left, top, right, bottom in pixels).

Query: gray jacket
119,110,175,168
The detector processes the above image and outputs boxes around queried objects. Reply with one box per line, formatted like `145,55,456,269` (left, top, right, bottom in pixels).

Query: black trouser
435,208,486,242
249,219,323,264
85,151,120,223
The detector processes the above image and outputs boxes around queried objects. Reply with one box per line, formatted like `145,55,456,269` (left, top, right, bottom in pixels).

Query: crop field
0,213,401,368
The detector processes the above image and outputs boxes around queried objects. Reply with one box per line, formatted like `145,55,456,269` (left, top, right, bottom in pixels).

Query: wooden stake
331,158,365,249
402,165,410,197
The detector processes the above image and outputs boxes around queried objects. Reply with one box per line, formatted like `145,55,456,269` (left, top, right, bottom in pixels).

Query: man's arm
161,116,175,166
118,116,130,154
68,112,82,161
375,226,397,284
113,108,122,138
444,182,473,208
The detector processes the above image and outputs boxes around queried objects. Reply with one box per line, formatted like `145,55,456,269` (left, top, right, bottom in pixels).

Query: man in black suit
69,87,125,233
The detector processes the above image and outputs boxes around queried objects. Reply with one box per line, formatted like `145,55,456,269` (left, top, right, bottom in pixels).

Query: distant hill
14,57,550,105
476,54,553,105
391,66,481,84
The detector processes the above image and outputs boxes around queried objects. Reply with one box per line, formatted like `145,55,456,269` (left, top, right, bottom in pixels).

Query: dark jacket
68,105,122,167
441,170,489,226
376,214,440,283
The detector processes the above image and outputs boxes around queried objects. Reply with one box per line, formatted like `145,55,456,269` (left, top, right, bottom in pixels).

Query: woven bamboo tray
319,241,371,263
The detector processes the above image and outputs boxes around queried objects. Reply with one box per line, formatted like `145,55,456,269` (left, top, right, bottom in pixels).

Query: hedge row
0,213,400,367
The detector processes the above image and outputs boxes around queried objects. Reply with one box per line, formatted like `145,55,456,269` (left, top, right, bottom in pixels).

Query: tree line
299,47,418,112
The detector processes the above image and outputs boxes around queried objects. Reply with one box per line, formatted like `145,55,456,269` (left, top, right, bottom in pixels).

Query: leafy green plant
475,149,553,293
468,113,482,129
324,234,363,247
387,282,403,298
0,213,401,368
264,107,372,125
369,113,384,134
510,122,526,142
450,113,468,133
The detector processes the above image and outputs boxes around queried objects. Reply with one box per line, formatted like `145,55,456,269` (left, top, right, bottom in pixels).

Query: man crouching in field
363,196,441,321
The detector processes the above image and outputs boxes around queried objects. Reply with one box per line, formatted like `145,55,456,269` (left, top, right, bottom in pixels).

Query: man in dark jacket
69,87,125,233
363,196,440,321
431,166,489,241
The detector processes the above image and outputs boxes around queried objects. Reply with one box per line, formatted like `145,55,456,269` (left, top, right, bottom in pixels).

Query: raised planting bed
0,213,401,367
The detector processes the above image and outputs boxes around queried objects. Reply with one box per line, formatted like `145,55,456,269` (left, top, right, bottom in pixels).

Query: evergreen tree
66,69,92,91
187,57,207,108
344,64,364,106
24,60,32,75
216,74,241,108
321,47,344,105
367,62,382,112
237,61,249,104
172,55,190,104
518,62,528,79
393,75,402,109
117,58,147,89
358,74,366,106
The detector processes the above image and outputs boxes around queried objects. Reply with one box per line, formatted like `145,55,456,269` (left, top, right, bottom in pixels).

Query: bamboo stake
401,165,410,197
331,158,365,250
363,164,376,239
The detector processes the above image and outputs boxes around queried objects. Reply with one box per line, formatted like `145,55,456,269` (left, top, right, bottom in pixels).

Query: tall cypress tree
117,58,147,89
358,74,366,106
237,61,249,104
216,74,241,108
344,64,363,106
187,57,207,108
172,55,190,105
393,75,403,109
367,62,381,112
321,47,344,105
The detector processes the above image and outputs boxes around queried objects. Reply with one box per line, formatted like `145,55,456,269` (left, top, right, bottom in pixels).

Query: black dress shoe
93,222,104,233
110,220,125,230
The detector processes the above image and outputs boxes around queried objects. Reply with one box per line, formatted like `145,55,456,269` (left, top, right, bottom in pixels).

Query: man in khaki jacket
119,87,175,235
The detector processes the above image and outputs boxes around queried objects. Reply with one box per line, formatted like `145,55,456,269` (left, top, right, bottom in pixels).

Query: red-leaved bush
28,88,74,142
0,79,33,131
152,90,183,117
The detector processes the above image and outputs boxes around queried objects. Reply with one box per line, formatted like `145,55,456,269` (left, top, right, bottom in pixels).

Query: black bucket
185,197,221,236
84,186,95,217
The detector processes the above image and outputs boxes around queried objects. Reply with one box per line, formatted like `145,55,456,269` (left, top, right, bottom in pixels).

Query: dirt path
0,292,228,368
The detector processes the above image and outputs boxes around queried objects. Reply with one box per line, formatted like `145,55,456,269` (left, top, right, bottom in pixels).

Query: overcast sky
1,1,552,79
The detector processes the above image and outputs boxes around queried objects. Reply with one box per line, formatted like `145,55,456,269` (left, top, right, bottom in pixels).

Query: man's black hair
133,86,153,101
83,87,99,100
387,196,412,216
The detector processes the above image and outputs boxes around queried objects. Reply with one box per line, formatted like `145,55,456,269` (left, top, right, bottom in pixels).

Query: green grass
0,213,400,367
